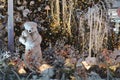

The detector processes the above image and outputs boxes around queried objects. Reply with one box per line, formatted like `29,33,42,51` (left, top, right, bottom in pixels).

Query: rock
16,6,26,11
85,57,97,66
82,57,97,70
22,9,31,17
88,71,103,80
76,58,83,67
39,64,54,80
0,13,5,19
112,50,120,64
30,1,35,6
17,0,22,5
64,57,77,69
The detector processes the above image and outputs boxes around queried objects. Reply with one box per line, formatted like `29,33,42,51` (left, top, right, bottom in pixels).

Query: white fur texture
19,30,34,50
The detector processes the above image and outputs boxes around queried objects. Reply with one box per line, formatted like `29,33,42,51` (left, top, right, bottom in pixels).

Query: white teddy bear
19,21,42,71
19,30,34,51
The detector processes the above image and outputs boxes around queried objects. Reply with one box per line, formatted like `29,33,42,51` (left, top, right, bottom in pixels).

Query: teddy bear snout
28,49,31,51
28,30,32,33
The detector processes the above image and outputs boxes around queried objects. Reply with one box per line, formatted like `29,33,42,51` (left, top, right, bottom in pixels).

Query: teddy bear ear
24,22,37,28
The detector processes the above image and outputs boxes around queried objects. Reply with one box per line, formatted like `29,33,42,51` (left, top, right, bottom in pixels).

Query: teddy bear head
24,22,38,33
22,30,30,37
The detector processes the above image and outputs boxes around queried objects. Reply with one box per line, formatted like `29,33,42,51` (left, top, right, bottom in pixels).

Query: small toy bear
19,21,42,71
19,30,34,51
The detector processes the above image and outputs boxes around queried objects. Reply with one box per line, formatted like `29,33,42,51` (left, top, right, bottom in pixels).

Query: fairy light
82,61,91,70
39,64,52,72
18,67,26,74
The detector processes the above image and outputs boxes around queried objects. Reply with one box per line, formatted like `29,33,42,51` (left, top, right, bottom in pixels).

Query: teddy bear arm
19,36,26,45
37,35,42,44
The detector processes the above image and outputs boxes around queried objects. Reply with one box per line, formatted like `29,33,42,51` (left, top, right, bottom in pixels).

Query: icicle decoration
89,3,108,55
79,1,109,55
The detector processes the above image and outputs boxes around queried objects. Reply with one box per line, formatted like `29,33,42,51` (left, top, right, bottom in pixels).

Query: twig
11,70,21,80
25,72,34,80
0,69,5,80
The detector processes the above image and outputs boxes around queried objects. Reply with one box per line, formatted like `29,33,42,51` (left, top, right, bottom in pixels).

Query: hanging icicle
78,1,109,61
79,1,110,69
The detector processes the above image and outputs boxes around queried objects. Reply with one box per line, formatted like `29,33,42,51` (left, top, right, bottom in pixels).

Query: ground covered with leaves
0,40,120,80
